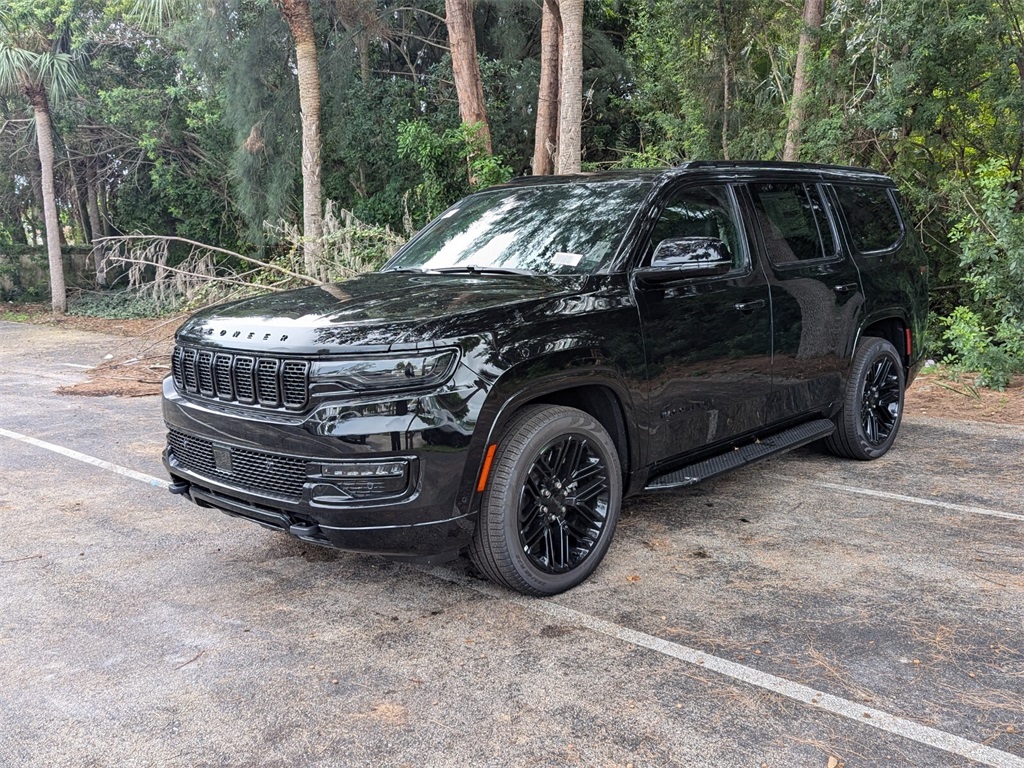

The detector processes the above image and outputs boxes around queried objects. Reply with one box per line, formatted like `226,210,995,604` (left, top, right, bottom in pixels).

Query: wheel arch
857,312,911,369
463,364,641,508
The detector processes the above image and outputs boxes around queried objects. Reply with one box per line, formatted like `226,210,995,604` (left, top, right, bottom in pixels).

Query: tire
825,337,906,460
469,405,622,596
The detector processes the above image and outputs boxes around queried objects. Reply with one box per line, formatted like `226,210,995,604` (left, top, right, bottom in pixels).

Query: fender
449,347,645,520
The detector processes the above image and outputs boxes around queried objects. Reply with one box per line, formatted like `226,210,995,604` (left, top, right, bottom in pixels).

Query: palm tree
0,9,79,315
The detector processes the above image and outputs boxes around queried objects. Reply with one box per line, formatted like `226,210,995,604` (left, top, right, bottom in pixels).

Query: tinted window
834,185,903,252
749,182,833,263
384,181,651,275
648,185,744,268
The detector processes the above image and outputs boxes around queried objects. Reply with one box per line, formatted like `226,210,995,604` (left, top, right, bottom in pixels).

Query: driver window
648,185,744,268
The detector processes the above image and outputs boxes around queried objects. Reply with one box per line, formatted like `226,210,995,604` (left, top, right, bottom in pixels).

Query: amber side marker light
476,444,498,492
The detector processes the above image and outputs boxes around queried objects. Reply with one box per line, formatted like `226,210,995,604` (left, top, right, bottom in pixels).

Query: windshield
383,181,652,275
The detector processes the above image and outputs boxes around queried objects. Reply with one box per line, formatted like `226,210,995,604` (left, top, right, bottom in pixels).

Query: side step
645,418,835,491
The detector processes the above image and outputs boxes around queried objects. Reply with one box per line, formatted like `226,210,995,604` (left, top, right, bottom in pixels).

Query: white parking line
769,473,1024,522
430,567,1024,768
0,427,170,489
3,426,1021,765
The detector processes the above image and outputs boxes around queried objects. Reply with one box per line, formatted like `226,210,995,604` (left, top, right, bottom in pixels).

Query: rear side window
834,185,904,253
748,182,833,264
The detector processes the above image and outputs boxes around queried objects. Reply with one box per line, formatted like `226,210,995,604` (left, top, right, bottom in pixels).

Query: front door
633,183,773,466
742,181,864,424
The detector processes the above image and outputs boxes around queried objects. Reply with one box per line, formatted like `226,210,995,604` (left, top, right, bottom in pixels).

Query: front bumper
161,375,484,560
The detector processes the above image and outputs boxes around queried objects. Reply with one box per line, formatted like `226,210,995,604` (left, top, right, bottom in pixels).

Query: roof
497,160,894,189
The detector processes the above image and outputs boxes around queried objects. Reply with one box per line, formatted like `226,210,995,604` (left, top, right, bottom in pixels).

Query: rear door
826,183,926,352
742,180,863,424
633,183,773,464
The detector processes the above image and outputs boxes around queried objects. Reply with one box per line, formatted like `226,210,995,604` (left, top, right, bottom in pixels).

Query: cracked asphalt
1,320,1022,767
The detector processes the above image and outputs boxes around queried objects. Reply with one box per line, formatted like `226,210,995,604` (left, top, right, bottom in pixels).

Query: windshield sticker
552,251,583,266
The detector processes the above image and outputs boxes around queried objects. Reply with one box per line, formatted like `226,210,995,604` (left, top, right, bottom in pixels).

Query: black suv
163,161,928,595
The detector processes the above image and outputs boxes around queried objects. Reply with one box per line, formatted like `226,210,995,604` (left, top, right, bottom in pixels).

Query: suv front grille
167,429,307,501
172,345,309,410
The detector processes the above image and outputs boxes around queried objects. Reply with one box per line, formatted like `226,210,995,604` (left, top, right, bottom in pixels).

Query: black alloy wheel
470,405,622,596
825,336,906,460
519,433,611,574
860,353,902,445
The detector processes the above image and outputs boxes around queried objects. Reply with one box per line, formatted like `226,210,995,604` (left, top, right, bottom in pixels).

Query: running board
645,418,835,491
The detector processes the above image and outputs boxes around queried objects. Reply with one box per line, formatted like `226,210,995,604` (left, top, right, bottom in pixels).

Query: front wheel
825,336,906,460
469,405,622,596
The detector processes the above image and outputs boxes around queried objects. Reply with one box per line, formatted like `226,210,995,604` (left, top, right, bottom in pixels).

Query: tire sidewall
484,408,622,595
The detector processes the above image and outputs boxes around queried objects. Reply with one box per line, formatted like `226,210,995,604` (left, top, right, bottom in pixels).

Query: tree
555,0,583,174
532,0,560,175
0,1,80,314
782,0,824,162
445,0,492,154
273,0,323,273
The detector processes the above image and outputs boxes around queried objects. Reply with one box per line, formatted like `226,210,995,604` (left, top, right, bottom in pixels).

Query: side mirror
634,237,733,284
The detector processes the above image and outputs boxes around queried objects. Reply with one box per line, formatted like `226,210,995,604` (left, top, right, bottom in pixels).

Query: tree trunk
358,27,372,84
96,179,112,237
26,86,67,314
721,53,731,160
445,0,492,154
555,0,583,174
532,0,561,175
277,0,324,276
86,165,107,286
783,0,825,162
716,0,731,160
3,206,28,245
86,166,102,243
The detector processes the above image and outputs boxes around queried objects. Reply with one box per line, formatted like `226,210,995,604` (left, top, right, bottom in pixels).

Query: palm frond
0,43,37,97
131,0,190,31
34,51,79,102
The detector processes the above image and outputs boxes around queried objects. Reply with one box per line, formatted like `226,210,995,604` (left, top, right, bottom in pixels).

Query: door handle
834,283,859,294
733,299,766,313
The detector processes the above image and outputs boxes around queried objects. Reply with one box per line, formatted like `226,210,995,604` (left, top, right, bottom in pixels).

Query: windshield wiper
432,265,536,276
383,267,425,273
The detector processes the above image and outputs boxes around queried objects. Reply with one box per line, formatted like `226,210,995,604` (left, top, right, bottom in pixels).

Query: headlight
309,350,458,392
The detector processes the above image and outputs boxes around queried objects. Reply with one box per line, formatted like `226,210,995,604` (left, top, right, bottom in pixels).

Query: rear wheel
469,405,622,596
825,336,905,460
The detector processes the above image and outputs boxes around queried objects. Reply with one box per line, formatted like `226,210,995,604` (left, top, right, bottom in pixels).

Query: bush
940,159,1024,388
68,290,178,319
940,307,1023,390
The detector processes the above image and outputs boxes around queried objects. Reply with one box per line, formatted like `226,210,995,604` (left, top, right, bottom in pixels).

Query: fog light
315,459,411,502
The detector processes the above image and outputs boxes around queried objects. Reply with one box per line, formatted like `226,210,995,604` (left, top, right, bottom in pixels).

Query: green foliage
398,120,512,224
940,307,1023,391
938,159,1024,389
949,160,1024,327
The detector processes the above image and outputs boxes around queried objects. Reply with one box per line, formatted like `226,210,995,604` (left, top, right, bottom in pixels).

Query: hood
175,271,586,354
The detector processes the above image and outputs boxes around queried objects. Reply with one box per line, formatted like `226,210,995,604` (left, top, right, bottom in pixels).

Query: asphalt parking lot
1,320,1022,768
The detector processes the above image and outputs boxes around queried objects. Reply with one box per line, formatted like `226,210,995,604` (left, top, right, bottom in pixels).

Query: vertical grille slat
256,359,280,406
197,350,215,396
170,345,308,411
171,346,184,389
281,361,309,409
213,354,233,400
234,356,255,403
182,348,199,393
